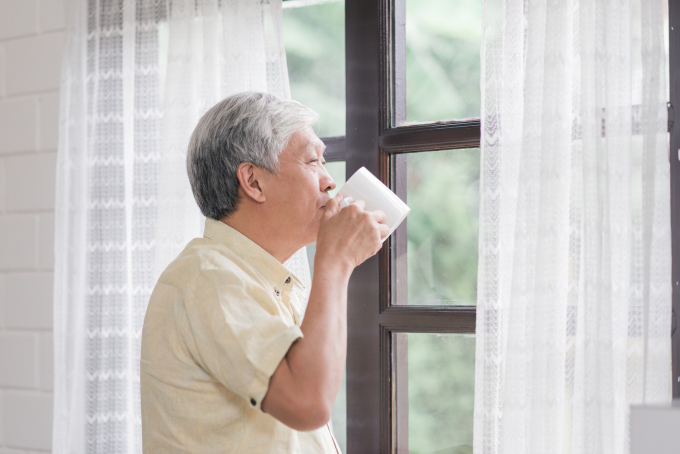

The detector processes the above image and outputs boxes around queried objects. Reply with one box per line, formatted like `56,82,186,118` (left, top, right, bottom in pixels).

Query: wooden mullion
380,120,481,153
320,135,346,162
379,306,477,333
669,0,680,399
380,150,393,313
345,0,384,451
381,325,408,454
384,151,408,311
380,0,393,133
392,331,408,454
391,0,406,127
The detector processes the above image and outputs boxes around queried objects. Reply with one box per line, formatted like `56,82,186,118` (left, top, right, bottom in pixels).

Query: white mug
337,167,410,242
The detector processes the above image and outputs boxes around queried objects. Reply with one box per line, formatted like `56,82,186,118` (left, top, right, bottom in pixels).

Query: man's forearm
261,257,352,430
291,257,352,406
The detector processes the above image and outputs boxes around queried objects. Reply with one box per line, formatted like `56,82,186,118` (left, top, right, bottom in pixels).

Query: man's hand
315,194,390,271
260,194,389,431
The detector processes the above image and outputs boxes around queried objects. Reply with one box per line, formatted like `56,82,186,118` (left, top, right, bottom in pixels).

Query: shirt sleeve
181,263,303,411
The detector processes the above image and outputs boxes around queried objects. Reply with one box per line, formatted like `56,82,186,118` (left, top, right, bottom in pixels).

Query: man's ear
236,162,267,203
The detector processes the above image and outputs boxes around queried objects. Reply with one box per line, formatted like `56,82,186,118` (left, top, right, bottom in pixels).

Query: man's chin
304,232,319,247
296,218,321,248
303,227,320,247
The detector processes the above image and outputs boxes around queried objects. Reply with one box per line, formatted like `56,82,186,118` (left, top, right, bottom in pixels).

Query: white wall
0,0,64,452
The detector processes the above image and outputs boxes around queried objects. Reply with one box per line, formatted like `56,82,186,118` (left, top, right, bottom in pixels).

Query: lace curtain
54,1,309,452
474,0,671,453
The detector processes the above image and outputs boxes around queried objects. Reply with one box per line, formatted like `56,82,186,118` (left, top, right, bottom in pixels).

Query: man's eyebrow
309,141,326,154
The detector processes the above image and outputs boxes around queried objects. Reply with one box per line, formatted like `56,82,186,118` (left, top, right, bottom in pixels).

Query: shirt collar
203,217,300,290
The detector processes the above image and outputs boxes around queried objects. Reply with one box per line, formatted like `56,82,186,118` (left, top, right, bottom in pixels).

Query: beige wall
0,0,65,452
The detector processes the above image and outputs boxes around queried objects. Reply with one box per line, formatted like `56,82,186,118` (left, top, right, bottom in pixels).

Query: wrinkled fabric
54,1,312,452
475,0,670,453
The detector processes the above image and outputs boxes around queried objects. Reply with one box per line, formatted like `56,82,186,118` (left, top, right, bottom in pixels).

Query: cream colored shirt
141,218,340,453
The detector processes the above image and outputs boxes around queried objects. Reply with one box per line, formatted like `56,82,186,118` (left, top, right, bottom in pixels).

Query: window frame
342,0,480,451
669,0,680,400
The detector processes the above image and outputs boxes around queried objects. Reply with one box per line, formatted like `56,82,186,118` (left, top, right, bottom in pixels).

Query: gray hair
187,91,319,220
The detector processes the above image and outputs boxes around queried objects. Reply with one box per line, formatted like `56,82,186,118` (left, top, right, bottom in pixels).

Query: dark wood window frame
669,0,680,400
318,0,680,451
340,0,479,452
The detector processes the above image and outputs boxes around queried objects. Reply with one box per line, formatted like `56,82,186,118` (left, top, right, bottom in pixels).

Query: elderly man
140,92,388,453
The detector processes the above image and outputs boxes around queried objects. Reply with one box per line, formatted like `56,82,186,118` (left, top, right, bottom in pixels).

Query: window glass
283,0,346,137
404,0,481,124
405,148,479,305
393,332,475,453
330,370,347,453
325,160,346,199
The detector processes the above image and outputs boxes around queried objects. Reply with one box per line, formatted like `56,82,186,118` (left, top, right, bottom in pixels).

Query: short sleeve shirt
140,218,340,453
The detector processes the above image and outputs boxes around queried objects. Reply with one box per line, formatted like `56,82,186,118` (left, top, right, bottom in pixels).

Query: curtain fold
475,0,670,453
54,1,307,452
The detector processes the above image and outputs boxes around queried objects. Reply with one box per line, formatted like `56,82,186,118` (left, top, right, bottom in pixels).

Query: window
339,0,680,451
343,0,481,451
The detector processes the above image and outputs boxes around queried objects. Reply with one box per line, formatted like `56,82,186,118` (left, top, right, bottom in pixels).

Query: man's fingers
378,224,390,240
351,199,366,211
370,210,387,224
323,195,342,219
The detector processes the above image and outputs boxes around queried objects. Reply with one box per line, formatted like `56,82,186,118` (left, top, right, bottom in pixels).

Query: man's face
263,125,336,246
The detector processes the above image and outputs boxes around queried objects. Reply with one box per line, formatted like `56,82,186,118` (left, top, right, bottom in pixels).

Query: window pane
404,0,481,124
405,148,479,306
283,0,345,136
303,160,346,450
324,160,346,199
330,370,347,453
393,333,475,453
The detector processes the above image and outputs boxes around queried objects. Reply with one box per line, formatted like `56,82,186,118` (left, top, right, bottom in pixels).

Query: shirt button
275,290,280,297
285,277,291,284
250,398,256,406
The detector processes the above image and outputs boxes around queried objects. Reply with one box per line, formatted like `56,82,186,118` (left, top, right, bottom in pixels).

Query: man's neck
220,210,300,264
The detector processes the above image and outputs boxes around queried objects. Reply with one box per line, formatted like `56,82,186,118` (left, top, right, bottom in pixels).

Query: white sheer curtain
54,1,309,452
475,0,670,453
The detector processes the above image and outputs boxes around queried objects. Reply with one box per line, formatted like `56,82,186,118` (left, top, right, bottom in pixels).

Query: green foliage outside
405,0,481,123
282,1,345,137
406,149,480,306
405,150,478,452
284,0,481,451
407,333,475,454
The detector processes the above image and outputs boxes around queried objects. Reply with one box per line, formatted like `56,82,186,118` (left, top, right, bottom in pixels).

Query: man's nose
321,168,336,192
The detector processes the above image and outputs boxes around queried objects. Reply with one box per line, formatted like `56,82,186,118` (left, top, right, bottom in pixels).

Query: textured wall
0,0,64,452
